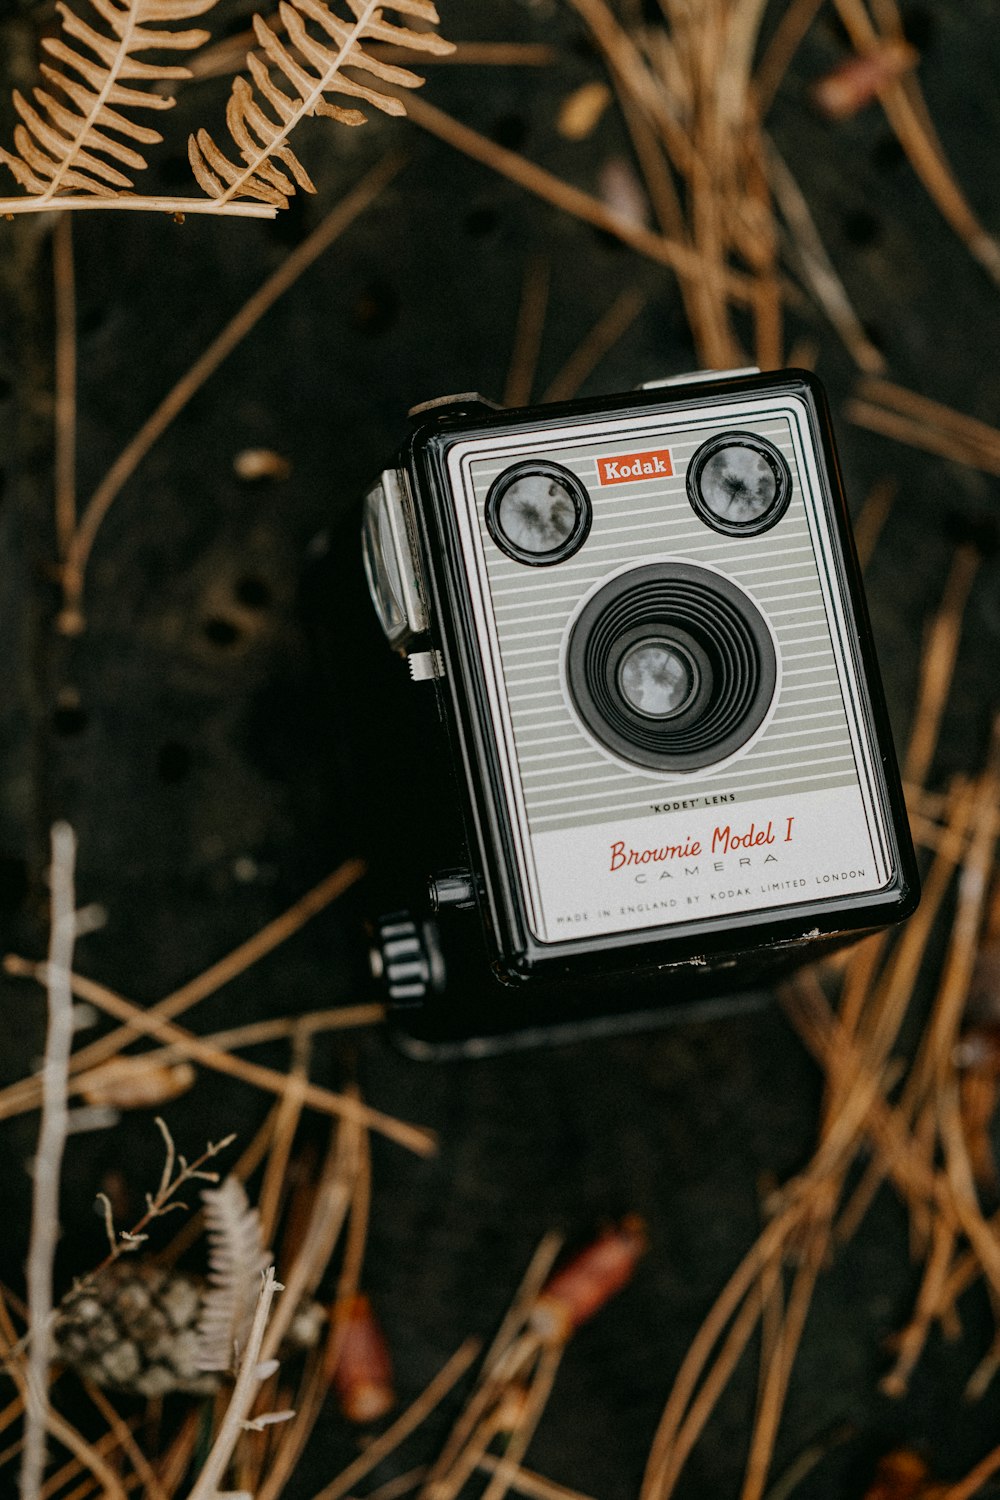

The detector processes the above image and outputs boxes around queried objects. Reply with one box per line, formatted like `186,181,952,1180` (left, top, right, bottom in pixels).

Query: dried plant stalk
903,545,981,793
3,956,435,1155
400,94,758,303
56,154,402,632
640,660,998,1497
832,0,1000,285
0,856,368,1122
765,138,885,374
847,379,1000,477
52,215,77,561
308,1339,482,1500
186,1266,283,1500
20,825,79,1500
504,255,551,410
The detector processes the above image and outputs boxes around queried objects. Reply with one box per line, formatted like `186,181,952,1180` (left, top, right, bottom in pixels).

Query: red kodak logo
596,448,674,485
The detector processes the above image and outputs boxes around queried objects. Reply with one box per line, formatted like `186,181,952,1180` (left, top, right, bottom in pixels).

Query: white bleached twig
19,823,79,1500
186,1267,285,1500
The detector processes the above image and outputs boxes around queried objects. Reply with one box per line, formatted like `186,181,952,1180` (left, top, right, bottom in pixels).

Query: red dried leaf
531,1216,648,1343
325,1294,395,1424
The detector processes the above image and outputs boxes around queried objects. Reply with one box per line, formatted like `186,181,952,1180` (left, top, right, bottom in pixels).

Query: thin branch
832,0,1000,285
4,957,436,1156
541,286,646,404
186,1267,283,1500
0,196,274,217
84,1003,385,1075
0,858,367,1122
308,1339,482,1500
52,215,76,560
503,254,550,409
57,154,405,632
20,824,78,1500
903,545,980,791
400,94,757,302
754,0,826,116
765,137,885,374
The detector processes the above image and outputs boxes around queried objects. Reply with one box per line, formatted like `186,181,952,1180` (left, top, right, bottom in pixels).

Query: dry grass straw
831,0,1000,286
763,138,885,375
52,215,77,563
188,35,556,81
4,1019,432,1497
3,959,432,1154
562,0,782,371
639,544,999,1500
0,857,368,1122
55,153,405,632
407,1226,655,1500
540,287,647,404
0,840,444,1492
851,477,897,572
847,379,1000,478
504,255,552,409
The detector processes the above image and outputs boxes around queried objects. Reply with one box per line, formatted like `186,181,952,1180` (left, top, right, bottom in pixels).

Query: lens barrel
566,562,777,771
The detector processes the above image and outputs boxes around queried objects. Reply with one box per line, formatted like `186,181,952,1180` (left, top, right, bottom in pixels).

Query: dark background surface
1,0,1000,1494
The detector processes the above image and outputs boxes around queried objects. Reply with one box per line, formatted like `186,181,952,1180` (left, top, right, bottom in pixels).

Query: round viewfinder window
485,461,592,566
686,431,791,536
617,639,698,719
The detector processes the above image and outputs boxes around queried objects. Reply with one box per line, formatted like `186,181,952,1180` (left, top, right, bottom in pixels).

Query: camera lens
566,562,777,772
686,432,791,536
485,461,592,566
616,639,699,719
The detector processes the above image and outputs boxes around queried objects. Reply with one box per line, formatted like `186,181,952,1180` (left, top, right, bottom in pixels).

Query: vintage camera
355,368,918,1054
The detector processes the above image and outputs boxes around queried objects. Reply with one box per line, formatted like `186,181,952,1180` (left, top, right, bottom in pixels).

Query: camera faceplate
436,390,898,948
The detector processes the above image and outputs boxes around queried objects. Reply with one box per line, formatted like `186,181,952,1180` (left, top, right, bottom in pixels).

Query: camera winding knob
369,913,446,1007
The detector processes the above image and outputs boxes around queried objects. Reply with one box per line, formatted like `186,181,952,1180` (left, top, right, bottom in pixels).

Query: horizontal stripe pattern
469,416,859,833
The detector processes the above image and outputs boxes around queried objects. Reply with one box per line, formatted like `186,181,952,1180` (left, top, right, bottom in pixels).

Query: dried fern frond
196,1176,270,1373
0,0,217,205
189,0,454,208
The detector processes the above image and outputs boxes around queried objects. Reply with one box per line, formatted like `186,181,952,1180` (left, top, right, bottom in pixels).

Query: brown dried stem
904,545,981,810
764,137,885,374
308,1338,482,1500
0,1294,126,1500
57,154,405,632
257,1028,313,1244
80,1003,385,1079
851,478,897,572
476,1455,598,1500
753,0,826,116
400,94,757,302
0,857,366,1123
4,957,436,1155
52,214,77,561
504,254,551,409
81,1385,167,1500
848,378,1000,476
832,0,1000,285
541,287,646,404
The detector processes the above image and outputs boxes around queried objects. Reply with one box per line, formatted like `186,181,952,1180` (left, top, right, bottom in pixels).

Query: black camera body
355,368,918,1054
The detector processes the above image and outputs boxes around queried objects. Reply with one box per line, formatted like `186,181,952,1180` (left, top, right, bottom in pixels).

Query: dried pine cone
54,1260,325,1399
54,1262,220,1399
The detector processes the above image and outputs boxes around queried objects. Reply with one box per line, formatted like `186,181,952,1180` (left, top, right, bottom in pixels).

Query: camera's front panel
439,388,898,948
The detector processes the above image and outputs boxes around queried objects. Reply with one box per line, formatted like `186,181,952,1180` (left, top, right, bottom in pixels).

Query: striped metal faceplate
444,396,892,931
